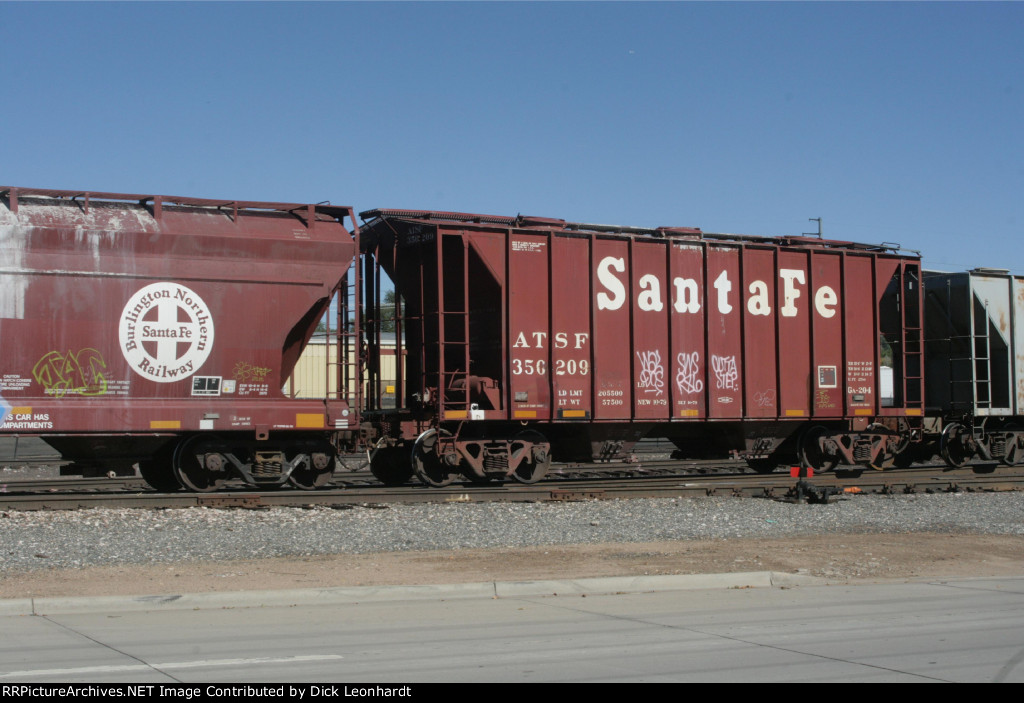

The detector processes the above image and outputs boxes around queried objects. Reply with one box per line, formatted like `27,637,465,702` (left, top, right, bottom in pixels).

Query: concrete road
2,575,1023,682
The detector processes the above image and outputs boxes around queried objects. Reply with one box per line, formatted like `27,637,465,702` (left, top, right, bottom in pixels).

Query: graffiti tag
711,355,739,391
675,351,704,394
33,349,108,398
754,389,776,409
233,361,271,384
636,350,665,395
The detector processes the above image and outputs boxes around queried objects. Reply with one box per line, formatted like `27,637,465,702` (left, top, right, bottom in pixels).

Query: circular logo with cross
119,282,215,382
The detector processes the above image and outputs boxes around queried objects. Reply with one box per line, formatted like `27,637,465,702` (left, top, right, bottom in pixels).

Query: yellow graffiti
233,361,271,383
33,348,108,398
816,389,837,409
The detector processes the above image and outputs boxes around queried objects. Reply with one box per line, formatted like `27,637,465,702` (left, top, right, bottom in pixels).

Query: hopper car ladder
327,247,363,426
901,264,924,410
434,231,472,417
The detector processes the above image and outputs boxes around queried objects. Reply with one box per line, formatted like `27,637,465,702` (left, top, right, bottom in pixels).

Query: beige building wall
282,338,400,407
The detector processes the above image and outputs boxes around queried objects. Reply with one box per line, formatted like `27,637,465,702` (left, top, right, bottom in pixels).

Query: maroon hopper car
358,209,925,485
0,187,359,490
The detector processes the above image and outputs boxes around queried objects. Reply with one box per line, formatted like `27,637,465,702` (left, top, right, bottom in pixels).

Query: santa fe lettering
594,256,838,319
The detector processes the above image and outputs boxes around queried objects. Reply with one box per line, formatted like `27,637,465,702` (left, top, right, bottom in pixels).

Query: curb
0,570,829,617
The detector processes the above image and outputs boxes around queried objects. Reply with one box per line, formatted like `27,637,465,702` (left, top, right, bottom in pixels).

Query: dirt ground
2,532,1022,599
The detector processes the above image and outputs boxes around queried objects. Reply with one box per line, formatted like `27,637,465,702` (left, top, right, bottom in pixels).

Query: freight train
1,186,1021,491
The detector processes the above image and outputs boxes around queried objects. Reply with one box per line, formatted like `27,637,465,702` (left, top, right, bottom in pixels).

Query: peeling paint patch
0,221,28,320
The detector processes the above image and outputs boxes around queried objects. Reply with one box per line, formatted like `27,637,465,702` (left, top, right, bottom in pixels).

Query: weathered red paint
0,187,357,438
358,209,923,436
550,234,592,419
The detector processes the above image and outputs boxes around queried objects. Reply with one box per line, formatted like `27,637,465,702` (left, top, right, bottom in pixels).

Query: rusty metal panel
631,239,670,419
776,250,810,419
550,234,593,419
706,246,742,417
811,252,844,417
742,247,778,418
668,242,706,419
592,237,631,419
508,232,551,421
1,189,355,435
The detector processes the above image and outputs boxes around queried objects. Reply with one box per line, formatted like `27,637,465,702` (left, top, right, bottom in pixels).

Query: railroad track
1,459,1020,511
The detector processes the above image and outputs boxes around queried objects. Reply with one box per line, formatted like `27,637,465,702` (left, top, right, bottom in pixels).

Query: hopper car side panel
742,246,777,419
810,251,844,418
550,234,592,420
1,188,359,488
508,232,551,421
843,255,878,415
706,246,743,418
591,237,631,420
630,239,671,420
669,243,707,419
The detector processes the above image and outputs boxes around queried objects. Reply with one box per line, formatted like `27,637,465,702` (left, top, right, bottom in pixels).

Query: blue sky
2,1,1022,273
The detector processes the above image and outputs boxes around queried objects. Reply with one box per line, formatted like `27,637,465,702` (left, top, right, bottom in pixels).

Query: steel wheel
370,445,415,486
173,435,226,493
412,429,456,487
510,430,551,484
940,422,972,468
799,425,838,472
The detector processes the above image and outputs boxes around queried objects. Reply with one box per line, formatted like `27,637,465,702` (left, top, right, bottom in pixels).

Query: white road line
0,654,344,678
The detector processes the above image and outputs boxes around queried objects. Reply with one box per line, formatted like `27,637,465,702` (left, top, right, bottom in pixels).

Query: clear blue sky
3,1,1022,273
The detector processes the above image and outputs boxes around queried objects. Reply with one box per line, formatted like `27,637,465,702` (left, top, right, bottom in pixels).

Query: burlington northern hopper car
0,187,360,491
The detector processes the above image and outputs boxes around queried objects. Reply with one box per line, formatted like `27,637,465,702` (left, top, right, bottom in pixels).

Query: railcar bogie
403,425,553,486
129,433,339,492
937,420,1024,468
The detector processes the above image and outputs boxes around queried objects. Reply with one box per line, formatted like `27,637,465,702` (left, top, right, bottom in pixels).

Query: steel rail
0,462,1020,511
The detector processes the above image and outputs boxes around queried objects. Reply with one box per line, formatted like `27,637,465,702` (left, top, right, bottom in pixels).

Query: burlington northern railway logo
118,282,215,382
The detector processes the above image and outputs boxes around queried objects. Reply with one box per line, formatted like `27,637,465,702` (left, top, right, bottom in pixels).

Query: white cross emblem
119,283,214,383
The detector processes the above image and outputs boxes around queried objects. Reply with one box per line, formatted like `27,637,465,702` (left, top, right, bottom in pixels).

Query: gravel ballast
2,492,1023,575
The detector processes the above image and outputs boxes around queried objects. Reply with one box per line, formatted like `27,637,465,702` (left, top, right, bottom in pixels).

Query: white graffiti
636,350,665,395
754,389,776,408
675,351,703,394
711,354,739,391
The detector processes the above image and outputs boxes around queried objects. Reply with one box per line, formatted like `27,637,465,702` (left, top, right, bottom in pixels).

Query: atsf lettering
512,331,590,349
